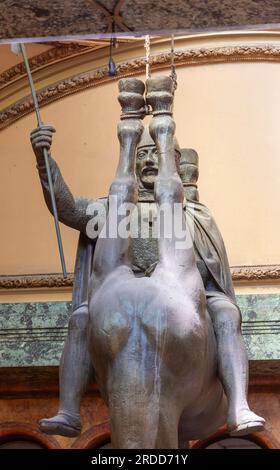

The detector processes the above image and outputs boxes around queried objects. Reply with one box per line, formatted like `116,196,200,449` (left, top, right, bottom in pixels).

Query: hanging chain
170,34,177,91
145,35,151,79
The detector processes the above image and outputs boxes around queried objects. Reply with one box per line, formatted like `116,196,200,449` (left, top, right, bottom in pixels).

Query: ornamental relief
1,265,280,289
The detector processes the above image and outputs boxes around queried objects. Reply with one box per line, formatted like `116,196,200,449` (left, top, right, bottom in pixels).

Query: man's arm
30,125,93,234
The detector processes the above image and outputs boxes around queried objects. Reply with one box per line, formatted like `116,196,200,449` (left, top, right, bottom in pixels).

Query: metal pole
19,43,67,279
144,35,151,80
170,34,177,90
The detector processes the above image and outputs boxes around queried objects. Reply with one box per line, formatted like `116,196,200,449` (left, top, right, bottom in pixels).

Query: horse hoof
229,420,265,437
39,413,81,437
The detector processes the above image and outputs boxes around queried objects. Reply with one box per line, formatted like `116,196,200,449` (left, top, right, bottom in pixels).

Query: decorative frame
1,264,280,290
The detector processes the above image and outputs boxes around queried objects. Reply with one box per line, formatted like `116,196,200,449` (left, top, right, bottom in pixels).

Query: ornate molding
0,43,90,89
231,265,280,281
0,38,139,89
2,45,280,131
0,273,73,289
1,265,280,289
71,422,110,449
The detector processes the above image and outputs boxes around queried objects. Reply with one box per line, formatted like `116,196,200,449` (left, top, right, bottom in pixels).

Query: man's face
136,145,158,189
136,145,180,189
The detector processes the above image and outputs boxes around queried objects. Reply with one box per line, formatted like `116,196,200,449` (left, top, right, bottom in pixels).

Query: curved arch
190,427,274,449
2,44,280,131
71,422,110,449
0,422,61,449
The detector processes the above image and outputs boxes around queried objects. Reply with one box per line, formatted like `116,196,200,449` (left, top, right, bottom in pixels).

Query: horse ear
180,148,199,166
179,149,199,189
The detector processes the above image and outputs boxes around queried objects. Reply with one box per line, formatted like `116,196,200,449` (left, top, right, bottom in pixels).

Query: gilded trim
2,45,280,130
0,273,73,289
1,265,280,289
231,265,280,281
0,39,136,89
0,43,89,89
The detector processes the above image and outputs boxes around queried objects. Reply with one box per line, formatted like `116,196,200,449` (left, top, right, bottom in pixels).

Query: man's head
179,148,199,201
136,125,181,189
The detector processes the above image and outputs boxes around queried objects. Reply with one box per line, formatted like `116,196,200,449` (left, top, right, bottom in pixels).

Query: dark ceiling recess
1,0,280,42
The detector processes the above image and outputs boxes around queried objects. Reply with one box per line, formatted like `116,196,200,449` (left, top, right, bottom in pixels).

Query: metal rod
19,43,67,279
145,35,151,79
170,34,177,88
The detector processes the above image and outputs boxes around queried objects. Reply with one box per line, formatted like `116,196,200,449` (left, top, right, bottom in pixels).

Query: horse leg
146,76,200,281
91,78,144,286
145,77,207,447
108,350,178,449
89,79,151,448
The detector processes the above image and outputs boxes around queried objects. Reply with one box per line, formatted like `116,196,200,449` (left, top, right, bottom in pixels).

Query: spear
11,43,67,279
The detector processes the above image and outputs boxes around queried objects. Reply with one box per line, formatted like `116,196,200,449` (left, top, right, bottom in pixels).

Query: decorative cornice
2,45,280,131
231,265,280,281
1,265,280,289
0,39,135,88
0,43,90,89
0,273,73,289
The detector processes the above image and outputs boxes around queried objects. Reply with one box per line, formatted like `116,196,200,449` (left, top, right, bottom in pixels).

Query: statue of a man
30,118,264,439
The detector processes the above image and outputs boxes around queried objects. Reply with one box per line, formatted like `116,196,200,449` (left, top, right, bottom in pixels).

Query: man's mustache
142,166,158,175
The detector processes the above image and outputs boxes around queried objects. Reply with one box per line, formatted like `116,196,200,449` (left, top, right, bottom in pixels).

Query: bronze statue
30,76,264,447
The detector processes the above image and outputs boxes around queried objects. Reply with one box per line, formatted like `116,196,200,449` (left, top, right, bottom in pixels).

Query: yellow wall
1,33,280,275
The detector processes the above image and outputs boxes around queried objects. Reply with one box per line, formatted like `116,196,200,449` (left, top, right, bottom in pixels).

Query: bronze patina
30,76,265,447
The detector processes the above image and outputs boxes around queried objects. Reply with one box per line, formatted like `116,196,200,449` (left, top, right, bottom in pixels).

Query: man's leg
39,303,92,437
207,295,265,436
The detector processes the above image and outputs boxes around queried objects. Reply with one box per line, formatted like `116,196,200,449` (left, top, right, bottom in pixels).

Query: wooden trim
71,422,110,449
231,265,280,281
190,426,274,449
0,422,60,448
249,375,280,393
2,45,280,130
0,366,60,398
1,265,280,289
0,366,99,398
0,273,73,289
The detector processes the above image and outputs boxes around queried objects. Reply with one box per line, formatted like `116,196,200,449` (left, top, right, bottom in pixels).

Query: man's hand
30,125,56,162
